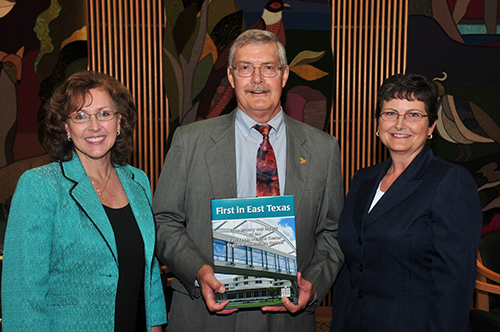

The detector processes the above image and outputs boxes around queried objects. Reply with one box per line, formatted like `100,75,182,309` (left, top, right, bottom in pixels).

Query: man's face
228,42,289,123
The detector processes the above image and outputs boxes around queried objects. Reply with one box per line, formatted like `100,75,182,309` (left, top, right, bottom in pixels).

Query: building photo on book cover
211,195,297,309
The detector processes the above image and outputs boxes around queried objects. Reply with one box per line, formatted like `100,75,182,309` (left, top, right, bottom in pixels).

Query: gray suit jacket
153,110,344,331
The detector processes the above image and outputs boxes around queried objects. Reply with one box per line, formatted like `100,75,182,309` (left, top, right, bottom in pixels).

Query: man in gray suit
153,29,344,331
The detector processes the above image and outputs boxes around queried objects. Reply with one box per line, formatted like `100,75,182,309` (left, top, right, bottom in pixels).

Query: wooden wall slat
331,0,408,193
87,0,166,191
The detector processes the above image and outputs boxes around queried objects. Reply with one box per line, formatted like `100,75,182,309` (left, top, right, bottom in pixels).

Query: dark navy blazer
331,144,482,332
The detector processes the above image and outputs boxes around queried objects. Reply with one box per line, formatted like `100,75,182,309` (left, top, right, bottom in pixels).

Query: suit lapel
283,116,309,211
364,145,435,231
62,156,118,262
205,112,238,199
364,177,422,232
352,164,388,236
205,112,309,202
118,167,155,264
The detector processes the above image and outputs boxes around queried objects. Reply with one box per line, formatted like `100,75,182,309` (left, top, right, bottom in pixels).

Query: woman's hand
151,325,163,332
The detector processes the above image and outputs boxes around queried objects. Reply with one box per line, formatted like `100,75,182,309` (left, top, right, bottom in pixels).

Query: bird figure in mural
249,0,290,45
0,46,24,168
195,0,291,121
433,73,500,161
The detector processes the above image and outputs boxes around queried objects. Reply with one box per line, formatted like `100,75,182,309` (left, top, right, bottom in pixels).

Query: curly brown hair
41,71,137,165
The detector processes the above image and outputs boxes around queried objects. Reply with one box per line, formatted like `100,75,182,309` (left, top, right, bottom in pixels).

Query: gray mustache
245,86,271,93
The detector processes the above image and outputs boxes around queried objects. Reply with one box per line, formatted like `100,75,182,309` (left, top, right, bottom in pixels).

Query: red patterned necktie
254,124,280,196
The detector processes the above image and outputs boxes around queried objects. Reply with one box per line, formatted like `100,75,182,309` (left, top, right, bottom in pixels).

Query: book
211,195,297,308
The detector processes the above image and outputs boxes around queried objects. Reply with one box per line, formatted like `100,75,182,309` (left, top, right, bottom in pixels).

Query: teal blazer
2,155,167,331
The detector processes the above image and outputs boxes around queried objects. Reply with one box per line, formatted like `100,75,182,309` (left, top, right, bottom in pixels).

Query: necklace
91,168,112,199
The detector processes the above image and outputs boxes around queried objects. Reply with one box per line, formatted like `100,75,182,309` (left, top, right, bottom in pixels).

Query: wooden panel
87,0,168,190
322,0,408,308
330,0,408,192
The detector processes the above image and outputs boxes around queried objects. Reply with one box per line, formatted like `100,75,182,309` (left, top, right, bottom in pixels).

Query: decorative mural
0,0,87,225
162,0,334,139
407,0,500,233
4,0,495,235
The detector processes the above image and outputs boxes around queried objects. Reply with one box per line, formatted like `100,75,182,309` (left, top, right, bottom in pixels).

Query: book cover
211,195,297,308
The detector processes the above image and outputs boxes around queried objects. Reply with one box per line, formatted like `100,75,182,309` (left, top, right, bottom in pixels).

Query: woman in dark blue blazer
2,71,167,331
331,74,482,331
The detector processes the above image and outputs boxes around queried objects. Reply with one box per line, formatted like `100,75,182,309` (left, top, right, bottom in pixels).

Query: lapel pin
300,158,306,164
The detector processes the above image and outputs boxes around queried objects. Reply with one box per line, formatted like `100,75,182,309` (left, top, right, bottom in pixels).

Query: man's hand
261,272,316,313
197,264,238,314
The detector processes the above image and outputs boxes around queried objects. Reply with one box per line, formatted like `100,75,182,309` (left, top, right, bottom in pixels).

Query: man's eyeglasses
232,64,282,78
67,111,118,124
380,111,428,123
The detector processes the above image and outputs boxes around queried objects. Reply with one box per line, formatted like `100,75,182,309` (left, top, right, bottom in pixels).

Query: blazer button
358,237,362,245
359,264,363,272
357,291,363,299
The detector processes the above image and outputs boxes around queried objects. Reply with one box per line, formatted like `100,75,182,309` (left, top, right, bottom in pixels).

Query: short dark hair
376,73,438,127
41,71,137,165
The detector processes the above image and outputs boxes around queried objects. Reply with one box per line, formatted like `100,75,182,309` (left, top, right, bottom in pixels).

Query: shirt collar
235,107,285,138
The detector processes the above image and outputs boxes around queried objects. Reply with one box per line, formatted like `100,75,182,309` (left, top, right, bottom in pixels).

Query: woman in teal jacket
2,71,167,331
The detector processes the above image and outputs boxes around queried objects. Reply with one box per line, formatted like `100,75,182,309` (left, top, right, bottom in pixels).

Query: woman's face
64,88,121,163
378,98,435,161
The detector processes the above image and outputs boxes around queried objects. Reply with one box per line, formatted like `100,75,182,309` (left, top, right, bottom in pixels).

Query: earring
376,130,379,137
427,134,433,140
117,130,121,136
67,135,72,141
